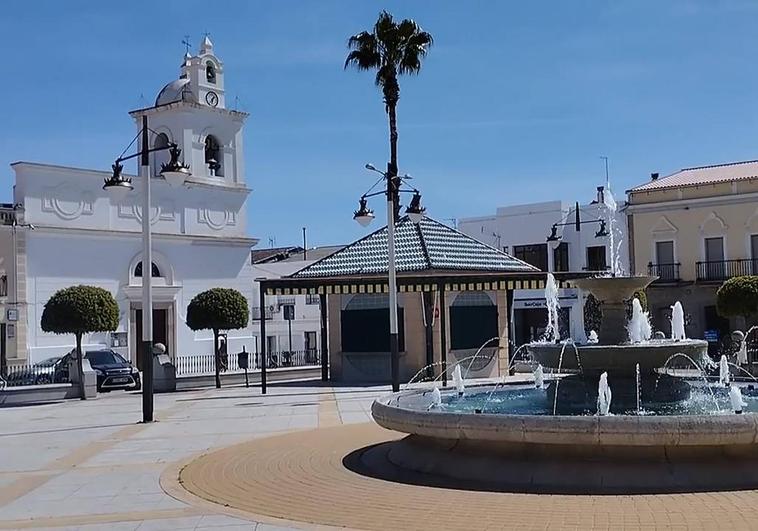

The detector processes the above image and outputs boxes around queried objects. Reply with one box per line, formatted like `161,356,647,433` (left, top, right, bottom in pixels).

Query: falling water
452,365,465,397
636,363,641,415
628,298,652,343
588,330,599,344
543,273,560,343
551,340,582,415
534,364,545,389
727,361,758,382
719,355,730,387
671,302,686,340
655,352,721,412
597,372,612,416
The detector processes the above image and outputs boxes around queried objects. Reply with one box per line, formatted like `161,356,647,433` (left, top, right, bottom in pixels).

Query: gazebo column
422,291,435,380
496,288,513,377
319,293,329,382
438,282,448,387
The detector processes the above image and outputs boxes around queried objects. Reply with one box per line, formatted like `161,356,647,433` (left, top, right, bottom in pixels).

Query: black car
57,349,141,392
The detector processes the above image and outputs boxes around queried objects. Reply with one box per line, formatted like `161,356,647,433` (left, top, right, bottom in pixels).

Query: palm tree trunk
213,329,221,389
387,99,401,221
76,333,86,400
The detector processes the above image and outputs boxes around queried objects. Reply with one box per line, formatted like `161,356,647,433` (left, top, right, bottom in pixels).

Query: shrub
187,288,249,388
41,285,119,398
717,276,758,319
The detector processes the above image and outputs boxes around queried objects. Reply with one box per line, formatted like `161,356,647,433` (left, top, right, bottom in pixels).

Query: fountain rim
372,388,758,448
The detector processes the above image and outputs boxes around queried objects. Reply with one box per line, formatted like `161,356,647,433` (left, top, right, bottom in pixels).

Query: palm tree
345,11,433,218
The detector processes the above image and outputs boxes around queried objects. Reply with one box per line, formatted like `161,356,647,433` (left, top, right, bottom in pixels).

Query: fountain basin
373,390,758,451
372,387,758,491
527,339,709,374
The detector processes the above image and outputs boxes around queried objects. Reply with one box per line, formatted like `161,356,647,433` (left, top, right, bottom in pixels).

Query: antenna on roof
268,237,276,248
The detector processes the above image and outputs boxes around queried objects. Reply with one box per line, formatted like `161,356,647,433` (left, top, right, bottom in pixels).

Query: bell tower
131,36,247,185
185,35,226,109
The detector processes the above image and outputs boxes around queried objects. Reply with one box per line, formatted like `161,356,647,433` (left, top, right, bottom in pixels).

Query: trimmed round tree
186,288,249,389
717,276,758,321
41,285,119,399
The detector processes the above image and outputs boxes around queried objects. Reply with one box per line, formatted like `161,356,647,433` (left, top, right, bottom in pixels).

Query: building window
134,262,161,278
206,61,217,84
204,135,223,177
553,242,569,272
513,244,548,271
152,133,170,177
341,294,405,352
703,236,725,281
449,291,498,350
586,246,607,271
751,235,758,274
0,274,6,297
305,293,320,305
654,240,677,280
305,331,317,362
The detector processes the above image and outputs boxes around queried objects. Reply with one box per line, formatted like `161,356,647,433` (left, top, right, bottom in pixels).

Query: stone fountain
371,275,758,492
527,275,709,413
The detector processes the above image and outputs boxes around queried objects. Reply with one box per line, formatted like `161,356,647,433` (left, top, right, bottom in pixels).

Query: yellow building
627,161,758,347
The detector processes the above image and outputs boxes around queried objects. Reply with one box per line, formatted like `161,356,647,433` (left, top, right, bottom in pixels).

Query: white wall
25,230,256,362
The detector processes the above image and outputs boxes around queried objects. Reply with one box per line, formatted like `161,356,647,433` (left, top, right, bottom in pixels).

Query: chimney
651,172,659,181
596,186,604,204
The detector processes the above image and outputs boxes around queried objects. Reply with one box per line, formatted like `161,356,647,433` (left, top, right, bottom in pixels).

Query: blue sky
3,1,758,247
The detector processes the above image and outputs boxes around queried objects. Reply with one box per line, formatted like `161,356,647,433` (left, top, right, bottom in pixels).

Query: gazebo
257,216,584,388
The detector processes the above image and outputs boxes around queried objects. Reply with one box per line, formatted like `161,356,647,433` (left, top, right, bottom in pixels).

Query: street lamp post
354,164,425,392
103,115,191,423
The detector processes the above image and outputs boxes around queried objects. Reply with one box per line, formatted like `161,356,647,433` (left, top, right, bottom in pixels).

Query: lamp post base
142,339,154,423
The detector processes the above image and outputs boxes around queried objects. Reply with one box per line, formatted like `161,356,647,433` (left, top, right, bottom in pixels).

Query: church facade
1,37,260,365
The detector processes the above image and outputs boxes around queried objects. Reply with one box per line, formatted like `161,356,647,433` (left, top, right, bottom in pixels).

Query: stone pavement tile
134,516,204,530
196,514,256,527
254,524,300,531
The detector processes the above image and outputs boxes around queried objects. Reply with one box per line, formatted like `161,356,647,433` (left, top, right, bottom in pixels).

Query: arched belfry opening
204,135,222,176
152,133,170,177
206,61,217,84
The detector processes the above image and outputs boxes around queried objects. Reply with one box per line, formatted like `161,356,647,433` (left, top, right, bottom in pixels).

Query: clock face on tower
205,91,219,107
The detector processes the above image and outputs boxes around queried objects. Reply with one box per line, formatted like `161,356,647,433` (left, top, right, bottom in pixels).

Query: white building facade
458,186,629,345
5,37,260,365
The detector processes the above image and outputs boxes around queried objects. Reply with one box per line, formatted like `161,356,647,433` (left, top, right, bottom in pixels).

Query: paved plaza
0,381,383,530
4,380,758,530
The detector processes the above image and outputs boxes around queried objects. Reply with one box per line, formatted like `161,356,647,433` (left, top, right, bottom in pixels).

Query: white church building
0,37,261,366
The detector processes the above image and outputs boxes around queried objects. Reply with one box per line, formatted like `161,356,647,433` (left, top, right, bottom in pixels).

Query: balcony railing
696,259,757,282
251,306,274,320
648,262,681,282
277,296,296,307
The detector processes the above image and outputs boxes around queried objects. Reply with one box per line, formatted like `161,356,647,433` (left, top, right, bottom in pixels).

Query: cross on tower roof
182,35,192,54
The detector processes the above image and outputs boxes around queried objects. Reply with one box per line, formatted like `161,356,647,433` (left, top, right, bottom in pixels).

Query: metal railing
277,296,296,307
175,349,320,377
251,306,274,320
1,363,64,387
648,262,681,282
695,258,757,282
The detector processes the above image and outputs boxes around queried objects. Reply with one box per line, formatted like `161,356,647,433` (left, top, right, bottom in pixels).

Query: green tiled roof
290,216,538,279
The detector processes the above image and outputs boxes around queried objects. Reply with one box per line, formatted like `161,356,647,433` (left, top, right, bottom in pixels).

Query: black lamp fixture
103,161,134,198
595,219,609,238
405,191,425,224
353,197,375,227
161,145,192,187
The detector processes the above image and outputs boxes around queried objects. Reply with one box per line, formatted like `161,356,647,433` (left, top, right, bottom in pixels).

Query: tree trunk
387,101,401,221
76,333,86,400
213,329,221,389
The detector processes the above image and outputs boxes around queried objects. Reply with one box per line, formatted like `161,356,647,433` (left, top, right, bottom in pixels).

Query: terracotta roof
290,216,538,279
629,160,758,192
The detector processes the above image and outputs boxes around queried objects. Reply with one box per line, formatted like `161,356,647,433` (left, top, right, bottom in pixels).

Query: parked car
4,356,63,386
56,349,141,392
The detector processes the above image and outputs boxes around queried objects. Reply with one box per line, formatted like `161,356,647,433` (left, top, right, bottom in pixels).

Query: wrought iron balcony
251,306,274,320
647,262,681,283
695,259,757,282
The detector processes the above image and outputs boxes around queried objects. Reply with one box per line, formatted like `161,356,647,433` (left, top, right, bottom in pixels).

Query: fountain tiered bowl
371,275,758,492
